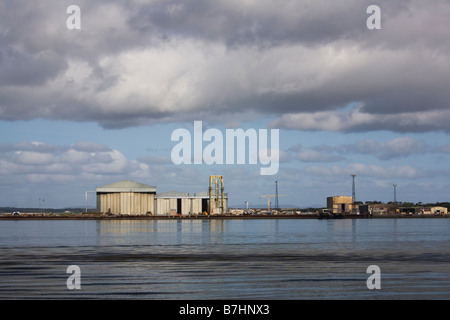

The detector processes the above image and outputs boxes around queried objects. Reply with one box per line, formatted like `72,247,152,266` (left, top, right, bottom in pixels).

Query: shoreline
0,213,448,220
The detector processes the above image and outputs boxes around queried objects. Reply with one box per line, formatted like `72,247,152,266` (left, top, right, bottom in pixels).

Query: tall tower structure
351,174,356,203
393,184,397,204
209,175,224,215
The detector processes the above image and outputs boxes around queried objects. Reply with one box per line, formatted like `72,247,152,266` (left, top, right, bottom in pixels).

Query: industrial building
354,204,447,215
429,206,448,214
327,196,354,214
96,180,156,215
401,206,448,215
155,191,228,215
359,203,399,215
96,179,228,216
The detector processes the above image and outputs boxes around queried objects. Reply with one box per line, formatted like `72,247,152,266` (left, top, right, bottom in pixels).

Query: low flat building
359,203,399,215
416,206,448,214
155,191,228,215
431,206,448,214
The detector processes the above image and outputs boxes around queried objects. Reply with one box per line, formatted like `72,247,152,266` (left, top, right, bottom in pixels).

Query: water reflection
0,218,449,299
97,219,288,246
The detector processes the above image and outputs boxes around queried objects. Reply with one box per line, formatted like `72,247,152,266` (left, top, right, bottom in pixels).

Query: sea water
0,218,449,299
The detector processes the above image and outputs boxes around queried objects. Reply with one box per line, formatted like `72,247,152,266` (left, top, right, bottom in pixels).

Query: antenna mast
275,181,279,211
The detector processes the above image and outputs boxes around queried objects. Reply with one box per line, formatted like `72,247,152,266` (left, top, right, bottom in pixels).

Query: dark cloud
0,0,449,132
127,0,371,47
0,48,66,86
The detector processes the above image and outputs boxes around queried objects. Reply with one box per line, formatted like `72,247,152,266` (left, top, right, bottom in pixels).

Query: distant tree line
0,207,89,214
359,201,450,209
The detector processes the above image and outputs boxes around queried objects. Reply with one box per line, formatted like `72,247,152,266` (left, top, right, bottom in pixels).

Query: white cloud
344,137,428,160
270,106,450,133
13,151,56,166
0,141,152,182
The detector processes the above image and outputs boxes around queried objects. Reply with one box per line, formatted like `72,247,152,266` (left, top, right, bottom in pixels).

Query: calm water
0,218,449,299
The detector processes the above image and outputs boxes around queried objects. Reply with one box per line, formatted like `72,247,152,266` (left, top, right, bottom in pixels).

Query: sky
1,0,450,209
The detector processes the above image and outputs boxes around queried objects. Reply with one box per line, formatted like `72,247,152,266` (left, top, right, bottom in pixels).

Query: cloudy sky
1,0,450,209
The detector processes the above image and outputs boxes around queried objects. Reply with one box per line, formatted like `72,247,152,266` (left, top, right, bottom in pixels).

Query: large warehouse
96,180,156,215
96,179,228,215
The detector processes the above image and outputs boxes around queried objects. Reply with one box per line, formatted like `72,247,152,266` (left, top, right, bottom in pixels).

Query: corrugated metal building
96,180,156,215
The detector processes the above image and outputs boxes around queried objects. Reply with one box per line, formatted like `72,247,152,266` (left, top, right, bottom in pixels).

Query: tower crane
259,194,287,211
